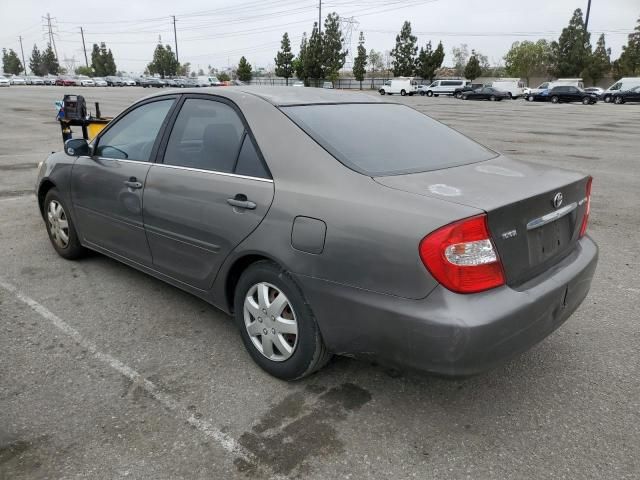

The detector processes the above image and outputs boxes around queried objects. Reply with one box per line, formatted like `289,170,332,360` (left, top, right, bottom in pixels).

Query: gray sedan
35,87,598,380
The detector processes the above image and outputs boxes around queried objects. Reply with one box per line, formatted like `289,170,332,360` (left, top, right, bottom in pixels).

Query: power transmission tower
18,36,27,74
42,13,59,60
340,16,359,69
80,27,89,67
172,16,179,63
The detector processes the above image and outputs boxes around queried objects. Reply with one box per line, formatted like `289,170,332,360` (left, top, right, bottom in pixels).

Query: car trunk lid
374,156,590,286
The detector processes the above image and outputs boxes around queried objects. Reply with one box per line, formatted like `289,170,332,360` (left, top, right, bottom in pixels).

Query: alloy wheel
243,282,299,362
47,200,70,249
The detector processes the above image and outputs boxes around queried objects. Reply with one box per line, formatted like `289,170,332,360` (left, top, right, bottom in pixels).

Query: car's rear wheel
527,95,535,102
426,91,433,97
455,92,462,99
507,92,513,99
400,89,406,96
490,95,496,101
604,95,612,103
43,189,86,260
234,261,331,380
551,96,559,104
419,91,425,96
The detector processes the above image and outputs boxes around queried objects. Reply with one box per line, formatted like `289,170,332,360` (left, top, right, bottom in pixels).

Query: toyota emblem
552,192,563,209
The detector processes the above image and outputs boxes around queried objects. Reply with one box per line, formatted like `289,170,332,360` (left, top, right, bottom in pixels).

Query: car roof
146,86,383,106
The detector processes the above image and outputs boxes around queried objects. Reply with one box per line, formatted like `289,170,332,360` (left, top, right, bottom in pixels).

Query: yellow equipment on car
57,94,112,143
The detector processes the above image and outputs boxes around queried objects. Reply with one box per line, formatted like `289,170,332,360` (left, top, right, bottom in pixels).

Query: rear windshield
282,103,496,176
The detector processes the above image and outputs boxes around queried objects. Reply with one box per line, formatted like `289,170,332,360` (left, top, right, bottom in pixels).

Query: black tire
551,96,559,104
419,91,425,96
434,94,439,97
490,95,496,101
527,95,535,102
400,89,406,96
604,95,612,103
507,92,513,99
379,89,385,95
43,188,86,260
426,90,433,97
455,91,462,99
614,96,623,104
234,261,331,380
582,97,591,105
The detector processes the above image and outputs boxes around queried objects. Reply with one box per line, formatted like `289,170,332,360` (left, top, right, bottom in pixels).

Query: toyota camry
35,87,598,380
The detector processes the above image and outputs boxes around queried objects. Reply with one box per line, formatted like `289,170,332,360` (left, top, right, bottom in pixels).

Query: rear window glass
282,103,496,176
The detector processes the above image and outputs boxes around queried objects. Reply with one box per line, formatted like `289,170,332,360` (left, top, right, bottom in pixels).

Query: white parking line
0,277,255,466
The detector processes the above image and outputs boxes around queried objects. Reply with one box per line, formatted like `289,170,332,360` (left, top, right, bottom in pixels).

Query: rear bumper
295,236,598,376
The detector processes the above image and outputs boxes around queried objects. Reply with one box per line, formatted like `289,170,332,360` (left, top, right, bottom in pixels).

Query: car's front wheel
490,95,496,101
43,189,86,260
550,96,559,104
426,90,433,97
582,97,591,105
614,96,624,104
234,261,331,380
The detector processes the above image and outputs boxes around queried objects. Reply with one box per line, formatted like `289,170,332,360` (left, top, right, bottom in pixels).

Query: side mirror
64,138,90,157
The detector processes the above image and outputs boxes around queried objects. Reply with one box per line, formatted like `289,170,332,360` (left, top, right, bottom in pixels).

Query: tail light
579,176,592,237
419,214,505,294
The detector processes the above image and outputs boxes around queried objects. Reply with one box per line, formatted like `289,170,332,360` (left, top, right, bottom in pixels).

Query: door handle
124,177,143,189
227,194,256,210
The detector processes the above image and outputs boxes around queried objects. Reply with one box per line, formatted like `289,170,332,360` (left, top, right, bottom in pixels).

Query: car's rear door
71,96,177,266
142,95,274,290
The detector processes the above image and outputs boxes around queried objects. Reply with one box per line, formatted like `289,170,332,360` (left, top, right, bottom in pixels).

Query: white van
491,78,525,98
378,77,417,96
602,77,640,103
525,78,584,96
195,75,223,87
418,79,468,97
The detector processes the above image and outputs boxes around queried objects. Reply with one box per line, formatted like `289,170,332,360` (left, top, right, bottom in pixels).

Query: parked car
78,76,95,87
461,87,510,101
163,78,180,88
453,83,483,99
547,86,597,104
174,78,197,88
43,75,57,85
322,81,334,89
93,77,108,87
56,77,77,86
36,87,597,380
526,89,551,102
419,79,468,97
524,78,584,96
10,76,26,85
379,78,416,96
141,77,165,88
0,75,10,87
491,78,526,98
292,81,305,87
602,77,640,103
121,77,137,86
612,85,640,104
105,76,124,87
584,87,604,98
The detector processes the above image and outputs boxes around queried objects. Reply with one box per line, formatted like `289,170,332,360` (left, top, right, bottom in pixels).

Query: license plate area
527,215,572,264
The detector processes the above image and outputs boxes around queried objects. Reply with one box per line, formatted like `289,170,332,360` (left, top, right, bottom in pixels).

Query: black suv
612,86,640,104
548,86,598,104
454,83,483,99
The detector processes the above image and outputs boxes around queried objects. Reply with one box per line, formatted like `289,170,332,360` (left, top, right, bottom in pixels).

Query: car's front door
142,96,274,290
71,97,176,265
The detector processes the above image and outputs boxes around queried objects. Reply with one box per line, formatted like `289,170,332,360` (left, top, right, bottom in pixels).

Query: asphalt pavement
0,86,638,479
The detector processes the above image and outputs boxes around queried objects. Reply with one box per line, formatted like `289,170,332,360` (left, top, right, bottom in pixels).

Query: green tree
504,39,552,85
237,56,252,82
550,8,591,77
29,44,45,76
415,40,445,82
391,21,417,76
464,50,482,81
323,12,347,82
178,62,191,77
368,49,383,88
104,47,117,76
305,23,324,83
146,44,179,78
218,72,230,82
294,33,308,81
41,43,60,75
90,43,116,76
275,32,295,85
585,34,611,85
614,14,640,77
452,44,469,76
2,48,23,75
352,32,367,89
91,44,104,76
75,65,93,76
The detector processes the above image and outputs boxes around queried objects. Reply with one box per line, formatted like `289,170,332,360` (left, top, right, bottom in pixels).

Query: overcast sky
1,0,637,75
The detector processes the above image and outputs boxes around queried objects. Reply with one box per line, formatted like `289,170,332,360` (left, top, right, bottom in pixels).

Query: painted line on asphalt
0,277,264,470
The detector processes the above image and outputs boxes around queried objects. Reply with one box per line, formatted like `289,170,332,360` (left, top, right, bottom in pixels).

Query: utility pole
584,0,592,33
44,13,59,60
172,16,179,63
318,0,322,33
80,27,89,67
18,36,27,75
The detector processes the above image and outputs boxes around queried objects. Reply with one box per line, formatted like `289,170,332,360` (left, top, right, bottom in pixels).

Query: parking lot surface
1,86,638,479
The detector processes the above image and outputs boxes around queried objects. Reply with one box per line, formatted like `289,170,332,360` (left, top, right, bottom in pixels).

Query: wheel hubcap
47,200,70,249
243,282,298,362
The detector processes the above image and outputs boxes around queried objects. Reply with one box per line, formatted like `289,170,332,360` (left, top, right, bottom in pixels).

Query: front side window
163,99,245,173
283,103,496,176
610,82,621,91
95,99,174,161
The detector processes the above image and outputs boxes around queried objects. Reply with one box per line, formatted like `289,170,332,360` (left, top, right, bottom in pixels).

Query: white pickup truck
379,78,417,96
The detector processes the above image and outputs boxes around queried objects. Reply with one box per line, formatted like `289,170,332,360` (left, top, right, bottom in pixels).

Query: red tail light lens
579,176,592,237
419,214,505,294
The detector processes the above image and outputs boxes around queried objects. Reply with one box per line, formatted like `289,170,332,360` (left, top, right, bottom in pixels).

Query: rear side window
283,103,496,176
164,99,244,173
235,135,270,178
